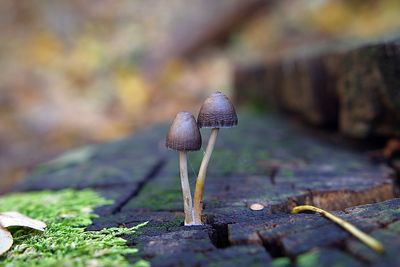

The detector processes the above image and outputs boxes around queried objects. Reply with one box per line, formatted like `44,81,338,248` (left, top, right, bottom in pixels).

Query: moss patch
0,189,149,267
271,257,291,267
128,182,182,211
190,147,268,176
296,251,320,267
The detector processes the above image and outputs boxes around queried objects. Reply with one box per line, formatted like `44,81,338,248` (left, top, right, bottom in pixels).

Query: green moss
296,251,320,267
296,249,360,267
152,216,184,232
387,220,400,234
189,149,236,176
280,169,294,178
49,146,96,166
271,257,291,267
34,146,96,175
247,100,270,114
190,147,269,176
88,165,128,180
128,183,182,211
0,189,149,267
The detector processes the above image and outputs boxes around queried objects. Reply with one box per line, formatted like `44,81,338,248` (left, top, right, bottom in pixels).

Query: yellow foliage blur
114,68,150,116
67,36,106,81
307,0,400,37
26,32,63,65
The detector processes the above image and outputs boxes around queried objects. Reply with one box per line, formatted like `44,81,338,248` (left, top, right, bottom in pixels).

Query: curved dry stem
179,151,194,225
292,205,385,254
193,128,219,225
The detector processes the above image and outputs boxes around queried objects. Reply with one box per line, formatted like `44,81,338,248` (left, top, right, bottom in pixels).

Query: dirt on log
12,114,400,266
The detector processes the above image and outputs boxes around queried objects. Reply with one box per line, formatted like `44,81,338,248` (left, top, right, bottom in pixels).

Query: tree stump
10,114,400,266
234,40,400,137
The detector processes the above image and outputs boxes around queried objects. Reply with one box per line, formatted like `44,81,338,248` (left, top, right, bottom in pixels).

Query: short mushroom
193,91,238,224
166,112,202,225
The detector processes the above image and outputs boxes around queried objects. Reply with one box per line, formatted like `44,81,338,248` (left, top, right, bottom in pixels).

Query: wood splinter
291,205,385,254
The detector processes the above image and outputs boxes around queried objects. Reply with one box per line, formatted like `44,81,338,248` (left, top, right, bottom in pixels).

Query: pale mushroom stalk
179,151,194,225
193,128,219,224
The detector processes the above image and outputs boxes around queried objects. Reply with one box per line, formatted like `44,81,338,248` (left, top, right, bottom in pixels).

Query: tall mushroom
166,112,202,225
193,91,238,224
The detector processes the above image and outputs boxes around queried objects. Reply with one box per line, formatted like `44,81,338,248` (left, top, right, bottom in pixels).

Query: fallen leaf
0,227,13,256
0,212,46,231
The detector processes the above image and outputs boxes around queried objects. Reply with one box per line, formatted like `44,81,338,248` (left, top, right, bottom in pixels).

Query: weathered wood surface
13,114,400,266
234,40,400,138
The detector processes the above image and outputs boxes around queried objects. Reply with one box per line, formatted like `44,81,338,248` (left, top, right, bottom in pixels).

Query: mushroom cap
166,112,202,151
197,91,238,128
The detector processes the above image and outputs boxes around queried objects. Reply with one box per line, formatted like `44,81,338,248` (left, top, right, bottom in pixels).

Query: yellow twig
291,205,384,254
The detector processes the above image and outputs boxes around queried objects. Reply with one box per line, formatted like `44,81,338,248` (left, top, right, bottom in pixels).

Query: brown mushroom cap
166,112,202,151
197,91,238,128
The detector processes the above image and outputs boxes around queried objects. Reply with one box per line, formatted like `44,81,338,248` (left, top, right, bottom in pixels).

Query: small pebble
250,203,264,211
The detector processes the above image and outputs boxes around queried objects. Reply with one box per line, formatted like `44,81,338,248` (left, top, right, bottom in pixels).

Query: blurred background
1,0,400,192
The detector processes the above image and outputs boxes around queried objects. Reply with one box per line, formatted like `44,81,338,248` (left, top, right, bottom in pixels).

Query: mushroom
166,112,202,225
193,91,238,224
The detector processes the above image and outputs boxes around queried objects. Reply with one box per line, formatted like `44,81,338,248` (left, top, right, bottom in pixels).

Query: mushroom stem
193,128,219,224
292,205,385,254
179,151,194,225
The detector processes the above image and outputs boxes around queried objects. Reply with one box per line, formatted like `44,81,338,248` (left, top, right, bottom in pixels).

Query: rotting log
234,40,400,137
337,42,400,137
8,114,400,266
